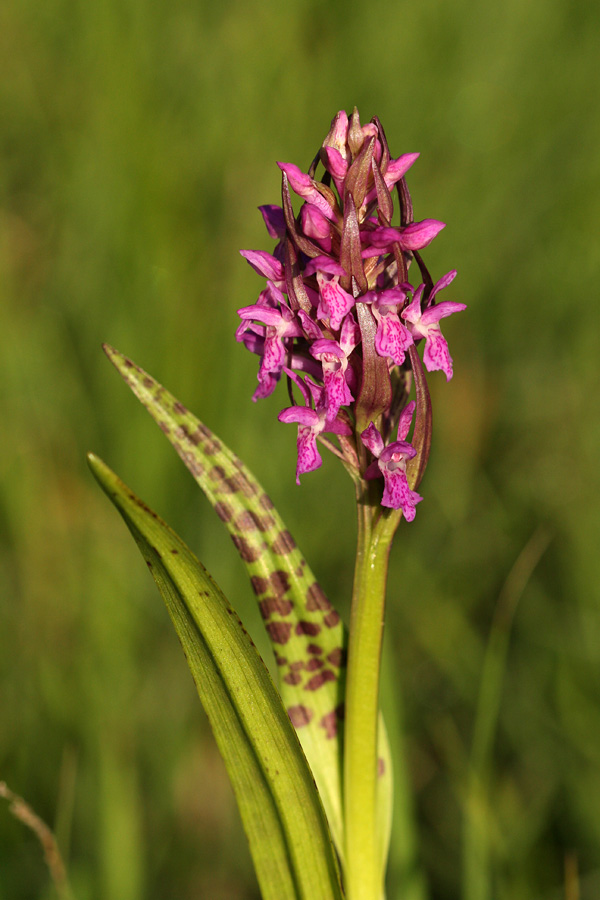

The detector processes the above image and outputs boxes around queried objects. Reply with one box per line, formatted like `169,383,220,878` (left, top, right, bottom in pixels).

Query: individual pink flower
361,402,423,519
322,146,349,196
401,271,466,381
361,219,446,257
310,314,360,419
237,284,303,399
278,381,352,484
301,203,332,253
239,249,285,289
362,152,420,211
382,152,420,191
363,287,414,365
259,204,286,240
315,271,355,330
277,162,337,222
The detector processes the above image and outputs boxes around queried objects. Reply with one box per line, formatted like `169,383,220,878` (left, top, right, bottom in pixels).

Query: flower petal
316,275,355,330
397,401,416,441
383,152,420,189
240,249,285,283
360,422,385,458
259,204,286,239
381,467,422,517
422,330,455,381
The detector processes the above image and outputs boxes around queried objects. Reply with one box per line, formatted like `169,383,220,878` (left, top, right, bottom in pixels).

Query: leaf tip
86,452,114,493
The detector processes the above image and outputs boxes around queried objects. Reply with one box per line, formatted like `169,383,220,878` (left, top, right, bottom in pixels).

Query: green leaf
88,453,343,900
102,344,393,873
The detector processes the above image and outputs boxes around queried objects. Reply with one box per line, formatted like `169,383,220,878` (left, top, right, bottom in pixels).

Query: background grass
1,0,599,897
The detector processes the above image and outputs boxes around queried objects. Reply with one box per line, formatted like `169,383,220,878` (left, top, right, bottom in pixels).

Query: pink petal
301,203,332,245
374,314,413,365
304,256,346,277
295,426,322,483
322,146,348,182
339,312,360,353
261,331,286,373
316,276,355,330
429,269,457,299
325,110,349,157
253,371,278,401
420,300,467,326
310,338,343,360
237,305,285,327
397,219,445,250
259,205,286,239
322,367,353,418
277,162,336,221
297,309,322,340
401,286,425,326
383,152,420,189
278,406,320,427
240,249,284,282
423,330,454,380
360,422,384,458
381,468,422,517
397,401,416,441
326,417,353,437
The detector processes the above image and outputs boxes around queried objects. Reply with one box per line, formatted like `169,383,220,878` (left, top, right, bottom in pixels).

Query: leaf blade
88,453,343,900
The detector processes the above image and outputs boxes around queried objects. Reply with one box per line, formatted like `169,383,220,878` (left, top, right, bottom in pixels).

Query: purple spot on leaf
231,535,261,562
326,647,346,667
304,669,336,691
214,502,233,522
288,705,313,728
266,622,293,644
259,597,294,620
305,658,324,672
295,620,321,636
305,583,332,612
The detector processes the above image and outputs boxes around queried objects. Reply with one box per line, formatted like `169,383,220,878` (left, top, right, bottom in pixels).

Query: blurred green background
1,0,599,897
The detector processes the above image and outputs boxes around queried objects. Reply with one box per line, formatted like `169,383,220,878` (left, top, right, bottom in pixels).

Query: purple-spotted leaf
102,344,393,873
88,454,343,900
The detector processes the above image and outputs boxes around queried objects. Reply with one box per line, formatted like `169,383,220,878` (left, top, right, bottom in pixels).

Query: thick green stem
344,493,398,900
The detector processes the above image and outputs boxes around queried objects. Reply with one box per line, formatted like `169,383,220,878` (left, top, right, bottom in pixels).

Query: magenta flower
401,271,466,380
361,402,423,519
361,219,446,258
237,283,303,399
277,162,337,222
239,249,285,289
363,287,414,366
278,381,352,484
315,271,355,330
310,314,360,420
237,107,465,515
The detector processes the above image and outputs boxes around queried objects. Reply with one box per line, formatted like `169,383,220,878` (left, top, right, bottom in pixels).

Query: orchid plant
89,108,465,900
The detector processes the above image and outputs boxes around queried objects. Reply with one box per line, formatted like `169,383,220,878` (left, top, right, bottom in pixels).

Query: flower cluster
237,109,465,521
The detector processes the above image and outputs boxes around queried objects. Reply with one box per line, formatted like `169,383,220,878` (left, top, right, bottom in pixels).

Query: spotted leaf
88,454,343,900
102,344,392,873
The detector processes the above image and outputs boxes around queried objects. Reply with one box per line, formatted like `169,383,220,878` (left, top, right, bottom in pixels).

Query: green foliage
88,453,343,900
99,345,394,879
1,0,599,897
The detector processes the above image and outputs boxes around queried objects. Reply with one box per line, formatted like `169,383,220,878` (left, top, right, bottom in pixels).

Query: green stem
344,491,399,900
